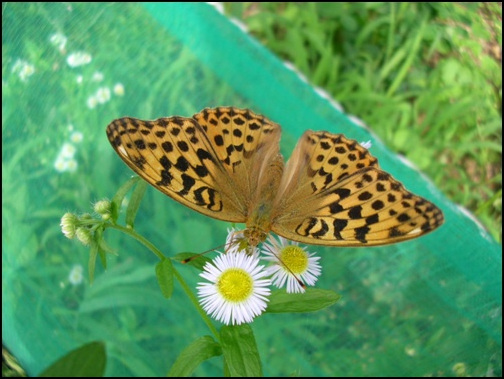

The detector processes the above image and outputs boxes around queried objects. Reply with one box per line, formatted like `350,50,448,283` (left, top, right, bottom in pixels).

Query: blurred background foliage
225,2,502,243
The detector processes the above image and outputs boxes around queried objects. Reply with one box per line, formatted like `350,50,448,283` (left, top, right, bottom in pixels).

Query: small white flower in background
68,264,84,285
262,235,321,293
86,95,97,109
67,51,92,67
198,252,271,325
59,142,77,158
76,75,83,84
95,87,111,104
113,83,125,96
92,71,104,82
12,59,35,82
49,33,67,53
60,143,76,159
54,143,78,173
66,159,78,173
70,131,83,144
360,140,372,149
54,157,69,173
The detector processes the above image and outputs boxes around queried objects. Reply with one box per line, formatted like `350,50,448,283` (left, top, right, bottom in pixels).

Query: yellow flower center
280,246,308,274
217,268,253,302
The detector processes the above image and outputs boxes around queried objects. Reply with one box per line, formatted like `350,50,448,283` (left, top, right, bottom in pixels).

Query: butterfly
106,106,443,247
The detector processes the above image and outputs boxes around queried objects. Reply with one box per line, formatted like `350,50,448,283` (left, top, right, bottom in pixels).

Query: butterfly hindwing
272,131,444,246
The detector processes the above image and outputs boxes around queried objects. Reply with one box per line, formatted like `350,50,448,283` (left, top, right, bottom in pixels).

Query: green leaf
125,180,148,227
38,341,106,377
95,225,117,256
92,226,108,271
220,324,262,377
155,258,174,299
266,288,341,313
88,243,99,284
173,252,213,271
167,336,222,377
110,176,141,222
97,235,117,255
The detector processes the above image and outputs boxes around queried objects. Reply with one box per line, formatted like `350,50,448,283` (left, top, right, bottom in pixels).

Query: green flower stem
105,223,220,340
106,223,166,260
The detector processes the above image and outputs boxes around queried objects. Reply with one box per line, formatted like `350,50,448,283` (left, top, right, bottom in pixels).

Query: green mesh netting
2,3,501,377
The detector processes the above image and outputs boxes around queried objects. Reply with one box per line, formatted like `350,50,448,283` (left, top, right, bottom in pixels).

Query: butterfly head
243,227,268,247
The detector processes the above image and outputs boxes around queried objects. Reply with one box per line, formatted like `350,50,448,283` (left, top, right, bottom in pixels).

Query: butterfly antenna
261,241,306,290
181,242,230,264
182,231,253,263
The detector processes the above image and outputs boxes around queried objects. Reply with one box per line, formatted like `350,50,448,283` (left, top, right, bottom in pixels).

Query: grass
225,2,502,243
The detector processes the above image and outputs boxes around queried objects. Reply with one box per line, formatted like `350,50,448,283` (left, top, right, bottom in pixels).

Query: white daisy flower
113,83,125,96
86,95,97,109
54,156,68,172
197,252,271,325
70,131,83,144
12,59,35,81
92,71,104,82
224,227,257,256
67,51,92,67
49,33,67,53
262,235,321,293
95,86,111,104
60,142,76,159
66,159,78,172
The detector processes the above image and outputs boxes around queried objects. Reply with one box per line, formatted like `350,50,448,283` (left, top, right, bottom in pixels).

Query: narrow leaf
39,341,106,377
125,180,148,227
88,243,99,284
110,176,141,222
95,225,116,257
266,288,341,313
167,336,221,377
155,258,174,299
220,324,262,377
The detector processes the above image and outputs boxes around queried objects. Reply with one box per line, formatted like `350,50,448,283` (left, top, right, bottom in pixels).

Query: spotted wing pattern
272,131,444,246
107,107,443,247
192,107,282,212
106,107,280,223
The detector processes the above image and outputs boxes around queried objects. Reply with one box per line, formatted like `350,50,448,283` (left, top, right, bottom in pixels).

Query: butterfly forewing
193,107,282,210
106,107,282,224
106,115,247,222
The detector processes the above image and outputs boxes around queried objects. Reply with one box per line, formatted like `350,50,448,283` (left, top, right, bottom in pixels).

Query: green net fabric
2,3,501,376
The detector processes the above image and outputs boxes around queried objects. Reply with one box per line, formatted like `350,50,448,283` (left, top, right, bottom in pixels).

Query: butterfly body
106,107,443,247
245,152,284,245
